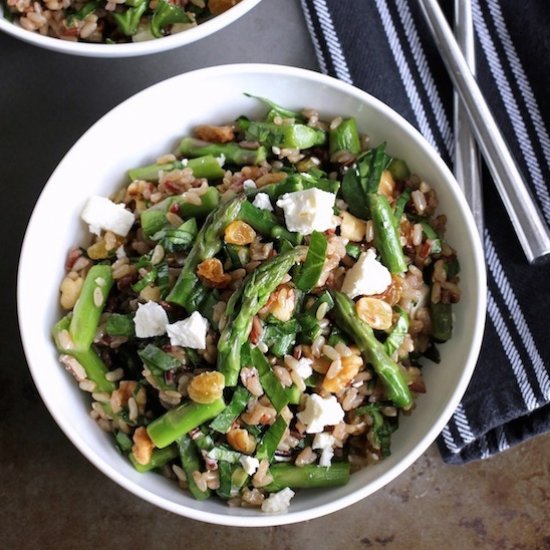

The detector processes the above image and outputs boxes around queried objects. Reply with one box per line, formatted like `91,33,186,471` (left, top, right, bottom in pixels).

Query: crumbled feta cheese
272,146,281,156
239,455,260,476
243,179,257,190
134,301,168,338
216,154,226,167
341,248,391,299
261,487,295,514
319,446,334,467
312,433,336,466
81,196,134,237
166,311,209,349
312,432,336,451
276,188,336,235
181,158,189,167
115,245,126,259
252,192,273,212
296,394,345,434
294,358,313,380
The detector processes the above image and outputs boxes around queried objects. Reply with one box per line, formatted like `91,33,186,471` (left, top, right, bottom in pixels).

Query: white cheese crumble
294,357,313,380
296,394,345,434
134,301,168,338
115,245,127,259
261,487,295,514
216,154,226,167
252,192,273,212
312,432,336,467
243,178,257,190
239,455,260,476
276,188,336,235
181,158,189,167
166,311,209,349
341,248,391,299
81,196,134,237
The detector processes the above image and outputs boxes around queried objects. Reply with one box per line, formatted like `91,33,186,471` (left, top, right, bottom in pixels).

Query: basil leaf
295,231,327,292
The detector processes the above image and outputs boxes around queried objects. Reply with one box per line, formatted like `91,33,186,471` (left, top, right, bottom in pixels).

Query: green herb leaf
295,231,327,292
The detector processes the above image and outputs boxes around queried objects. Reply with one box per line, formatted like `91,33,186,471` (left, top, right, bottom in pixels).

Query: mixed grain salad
1,0,240,43
53,96,460,513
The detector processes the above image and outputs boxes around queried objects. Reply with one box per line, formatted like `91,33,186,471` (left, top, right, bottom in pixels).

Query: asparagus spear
130,445,178,473
217,248,302,386
237,118,326,150
180,137,267,166
128,155,225,182
69,264,113,351
53,316,115,393
112,0,147,36
367,193,408,274
166,195,244,311
239,201,301,245
147,397,226,449
265,463,350,492
329,117,361,156
243,93,305,122
150,0,190,38
332,291,413,408
140,186,220,237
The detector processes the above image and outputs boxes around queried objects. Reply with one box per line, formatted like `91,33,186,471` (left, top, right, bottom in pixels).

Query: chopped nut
322,354,363,394
59,274,84,310
195,124,235,143
378,170,396,198
132,427,154,466
227,428,257,455
340,211,366,242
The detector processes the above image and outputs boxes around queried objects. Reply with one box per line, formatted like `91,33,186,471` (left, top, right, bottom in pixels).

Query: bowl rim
17,63,487,527
0,0,262,58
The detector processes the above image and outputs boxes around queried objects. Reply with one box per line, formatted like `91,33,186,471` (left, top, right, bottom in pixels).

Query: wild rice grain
316,302,328,321
128,397,138,421
105,368,124,382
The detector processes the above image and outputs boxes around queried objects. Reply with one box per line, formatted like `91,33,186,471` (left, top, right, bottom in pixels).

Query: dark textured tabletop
1,0,549,547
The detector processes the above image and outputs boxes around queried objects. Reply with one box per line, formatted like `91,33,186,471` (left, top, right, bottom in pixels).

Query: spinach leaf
295,231,327,292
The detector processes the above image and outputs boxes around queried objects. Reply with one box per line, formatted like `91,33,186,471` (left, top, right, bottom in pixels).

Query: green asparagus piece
166,195,245,310
69,265,113,351
384,306,409,356
265,463,350,492
249,345,289,413
147,397,226,449
180,137,267,166
238,118,326,150
217,248,302,386
367,193,408,274
430,301,453,342
115,431,133,452
239,201,301,245
387,158,410,181
128,155,225,182
53,316,115,393
140,186,220,237
130,445,178,473
255,415,288,461
210,387,250,433
329,117,361,156
332,292,413,408
285,384,302,405
178,436,211,500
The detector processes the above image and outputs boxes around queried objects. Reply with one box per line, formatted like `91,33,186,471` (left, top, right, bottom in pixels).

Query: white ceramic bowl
0,0,261,57
18,64,486,526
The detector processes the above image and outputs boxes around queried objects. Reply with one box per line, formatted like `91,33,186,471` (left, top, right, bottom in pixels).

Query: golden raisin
371,274,404,306
378,170,396,199
195,124,235,144
187,371,225,404
356,297,393,330
226,428,257,454
87,240,110,260
197,258,232,288
224,220,256,245
322,354,363,394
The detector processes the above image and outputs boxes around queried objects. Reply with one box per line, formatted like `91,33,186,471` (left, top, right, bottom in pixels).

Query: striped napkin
300,0,550,463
